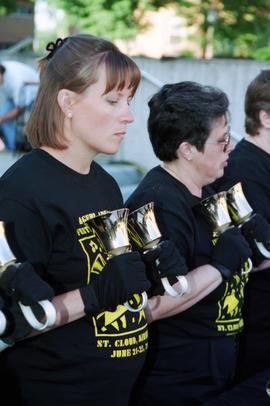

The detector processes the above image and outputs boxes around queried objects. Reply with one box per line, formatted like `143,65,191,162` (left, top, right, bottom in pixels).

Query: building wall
0,1,34,49
3,55,270,171
116,6,200,59
117,57,270,170
0,15,34,48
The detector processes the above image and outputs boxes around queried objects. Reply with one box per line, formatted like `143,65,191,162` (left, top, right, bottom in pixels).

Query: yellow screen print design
216,272,249,334
216,268,249,335
77,211,148,359
211,236,249,335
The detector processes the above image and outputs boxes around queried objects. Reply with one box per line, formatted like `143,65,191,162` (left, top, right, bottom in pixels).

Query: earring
67,111,72,118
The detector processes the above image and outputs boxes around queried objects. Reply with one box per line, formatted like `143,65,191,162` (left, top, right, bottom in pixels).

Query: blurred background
1,0,270,195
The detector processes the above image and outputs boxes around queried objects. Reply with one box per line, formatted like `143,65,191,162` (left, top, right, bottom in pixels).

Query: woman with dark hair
126,81,253,404
0,34,151,405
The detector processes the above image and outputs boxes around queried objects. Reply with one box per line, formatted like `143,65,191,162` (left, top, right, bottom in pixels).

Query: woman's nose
121,105,134,124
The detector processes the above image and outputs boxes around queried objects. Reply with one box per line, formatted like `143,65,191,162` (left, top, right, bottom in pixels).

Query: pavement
0,150,23,176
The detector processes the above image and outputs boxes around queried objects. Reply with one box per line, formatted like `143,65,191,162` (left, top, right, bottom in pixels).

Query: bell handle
124,291,148,313
241,258,253,275
19,300,57,331
0,310,7,336
0,339,12,352
161,275,188,298
255,240,270,259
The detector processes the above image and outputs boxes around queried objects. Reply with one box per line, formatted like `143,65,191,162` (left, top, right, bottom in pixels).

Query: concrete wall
0,15,34,48
2,55,270,170
119,57,270,170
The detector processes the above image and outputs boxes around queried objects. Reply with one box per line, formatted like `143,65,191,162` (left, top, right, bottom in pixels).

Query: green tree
50,0,144,39
166,0,270,58
210,0,270,58
47,0,270,58
0,0,18,15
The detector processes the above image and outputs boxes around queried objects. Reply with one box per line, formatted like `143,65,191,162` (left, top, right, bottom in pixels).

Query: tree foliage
174,0,270,58
49,0,144,39
47,0,270,57
0,0,255,58
0,0,18,16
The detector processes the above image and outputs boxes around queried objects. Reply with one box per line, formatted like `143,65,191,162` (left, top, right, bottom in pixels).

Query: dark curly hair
148,81,229,161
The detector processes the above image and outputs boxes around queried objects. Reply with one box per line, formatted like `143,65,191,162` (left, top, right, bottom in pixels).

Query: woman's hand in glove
211,227,252,280
143,240,188,296
241,213,270,265
79,251,150,315
0,262,54,306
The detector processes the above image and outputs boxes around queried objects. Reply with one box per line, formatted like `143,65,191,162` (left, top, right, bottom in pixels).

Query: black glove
0,294,4,310
211,227,252,280
241,213,270,265
79,251,150,315
0,262,54,305
143,240,188,296
0,294,45,346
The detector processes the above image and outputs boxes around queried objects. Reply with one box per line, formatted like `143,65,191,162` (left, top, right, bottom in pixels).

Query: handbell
0,222,56,351
87,208,131,256
196,192,252,275
226,182,253,225
87,208,147,313
226,182,270,260
128,202,161,250
197,191,232,238
128,202,188,298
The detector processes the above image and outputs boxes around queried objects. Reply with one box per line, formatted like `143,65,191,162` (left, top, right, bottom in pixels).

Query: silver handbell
226,182,270,259
128,202,188,298
86,209,148,313
0,222,56,347
197,191,232,238
197,191,252,275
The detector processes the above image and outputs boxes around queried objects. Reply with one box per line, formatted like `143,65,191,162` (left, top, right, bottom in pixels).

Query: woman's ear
259,110,270,129
178,142,194,161
57,89,75,118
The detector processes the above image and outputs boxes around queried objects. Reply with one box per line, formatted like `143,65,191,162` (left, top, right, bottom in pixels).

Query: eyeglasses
205,133,231,153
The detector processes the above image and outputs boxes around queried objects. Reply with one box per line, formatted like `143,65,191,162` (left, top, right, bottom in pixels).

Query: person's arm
145,265,222,322
17,264,221,337
29,289,85,337
0,288,86,345
50,289,85,325
146,227,252,323
0,106,25,123
252,259,270,272
2,252,150,345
